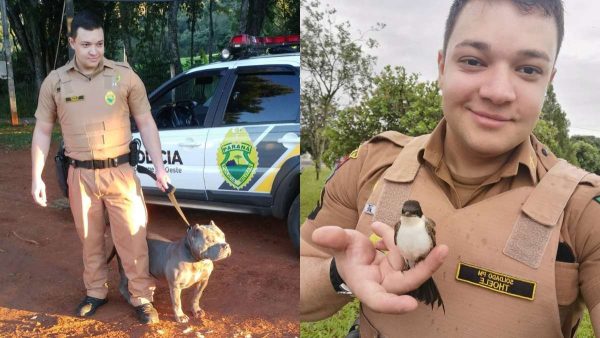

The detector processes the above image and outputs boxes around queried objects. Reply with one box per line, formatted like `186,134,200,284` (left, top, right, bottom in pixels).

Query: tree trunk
189,1,196,66
208,0,214,63
120,3,135,65
6,4,34,72
245,0,269,36
167,0,183,74
238,0,249,33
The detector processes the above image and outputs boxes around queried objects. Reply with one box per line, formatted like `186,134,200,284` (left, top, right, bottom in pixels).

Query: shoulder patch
594,196,600,204
349,148,359,159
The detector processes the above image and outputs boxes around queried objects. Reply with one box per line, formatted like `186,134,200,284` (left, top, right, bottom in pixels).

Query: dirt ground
0,144,299,337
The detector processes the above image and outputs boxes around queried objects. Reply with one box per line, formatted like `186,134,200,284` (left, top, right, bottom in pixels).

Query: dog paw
193,308,205,319
176,314,189,323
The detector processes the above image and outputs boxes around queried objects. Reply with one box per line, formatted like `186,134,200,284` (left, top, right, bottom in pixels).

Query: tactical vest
55,62,133,161
355,134,591,338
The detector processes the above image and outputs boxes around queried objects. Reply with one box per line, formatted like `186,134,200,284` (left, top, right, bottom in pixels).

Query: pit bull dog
115,221,231,323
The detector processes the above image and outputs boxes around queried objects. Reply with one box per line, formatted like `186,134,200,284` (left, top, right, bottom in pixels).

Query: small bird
394,200,444,311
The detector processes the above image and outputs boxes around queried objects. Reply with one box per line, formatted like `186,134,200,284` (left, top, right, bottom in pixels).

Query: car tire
287,194,300,252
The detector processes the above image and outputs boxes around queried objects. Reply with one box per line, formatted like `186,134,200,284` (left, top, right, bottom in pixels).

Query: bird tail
408,277,445,313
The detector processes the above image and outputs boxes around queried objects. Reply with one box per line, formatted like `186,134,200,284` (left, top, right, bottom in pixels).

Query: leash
136,165,191,227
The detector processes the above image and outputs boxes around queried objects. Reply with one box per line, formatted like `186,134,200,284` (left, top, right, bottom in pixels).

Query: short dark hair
443,0,564,57
70,10,103,38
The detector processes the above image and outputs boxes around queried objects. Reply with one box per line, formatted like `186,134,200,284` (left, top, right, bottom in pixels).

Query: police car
132,34,300,250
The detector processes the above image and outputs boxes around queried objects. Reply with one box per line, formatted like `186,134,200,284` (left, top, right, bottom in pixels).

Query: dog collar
185,234,203,261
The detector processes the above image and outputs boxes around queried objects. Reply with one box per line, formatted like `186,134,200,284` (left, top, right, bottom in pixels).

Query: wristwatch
330,257,354,296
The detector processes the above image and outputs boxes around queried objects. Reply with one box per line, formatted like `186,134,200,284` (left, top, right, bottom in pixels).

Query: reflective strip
253,143,299,192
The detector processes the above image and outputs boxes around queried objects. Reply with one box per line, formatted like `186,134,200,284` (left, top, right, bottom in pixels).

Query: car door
204,64,300,206
132,68,228,199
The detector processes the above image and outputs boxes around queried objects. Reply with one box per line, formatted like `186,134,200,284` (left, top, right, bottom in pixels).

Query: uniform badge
363,203,376,215
594,196,600,204
455,262,536,300
66,95,84,102
112,74,121,87
349,148,359,159
105,90,116,106
217,127,259,190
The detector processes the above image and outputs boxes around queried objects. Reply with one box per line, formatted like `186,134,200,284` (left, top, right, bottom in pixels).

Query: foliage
1,0,298,119
570,140,600,175
538,85,571,159
300,0,381,179
323,66,442,165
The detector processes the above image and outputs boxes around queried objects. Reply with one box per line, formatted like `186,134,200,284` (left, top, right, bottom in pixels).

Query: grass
299,166,595,337
0,122,61,150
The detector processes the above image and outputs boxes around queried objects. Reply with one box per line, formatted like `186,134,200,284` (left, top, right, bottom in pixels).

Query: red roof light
230,34,252,46
286,35,300,43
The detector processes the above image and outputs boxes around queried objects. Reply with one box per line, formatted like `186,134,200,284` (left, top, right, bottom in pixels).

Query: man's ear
68,37,76,50
437,50,445,87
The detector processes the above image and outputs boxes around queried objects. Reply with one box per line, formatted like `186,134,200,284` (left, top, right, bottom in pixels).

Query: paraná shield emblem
217,128,259,190
105,90,116,106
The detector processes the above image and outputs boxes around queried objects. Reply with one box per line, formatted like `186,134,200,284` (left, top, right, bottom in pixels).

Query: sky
321,1,600,137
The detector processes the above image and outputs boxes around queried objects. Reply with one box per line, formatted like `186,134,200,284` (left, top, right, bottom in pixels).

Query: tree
264,0,300,35
323,66,442,165
536,85,571,158
301,0,380,179
167,0,183,75
570,140,600,175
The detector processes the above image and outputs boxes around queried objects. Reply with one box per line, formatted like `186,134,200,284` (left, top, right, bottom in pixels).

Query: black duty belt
70,153,130,170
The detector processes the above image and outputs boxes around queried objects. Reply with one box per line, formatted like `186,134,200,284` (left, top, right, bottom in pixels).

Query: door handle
178,142,203,147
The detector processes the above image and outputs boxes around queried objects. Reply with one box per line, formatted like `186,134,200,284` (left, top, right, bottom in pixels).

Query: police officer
300,1,600,336
31,10,170,324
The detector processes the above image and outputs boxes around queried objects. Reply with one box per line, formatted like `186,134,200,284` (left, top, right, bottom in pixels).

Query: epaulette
530,134,559,171
368,131,413,147
114,61,131,69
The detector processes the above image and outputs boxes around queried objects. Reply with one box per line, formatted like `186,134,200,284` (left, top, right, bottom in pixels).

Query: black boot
135,303,159,324
75,296,108,317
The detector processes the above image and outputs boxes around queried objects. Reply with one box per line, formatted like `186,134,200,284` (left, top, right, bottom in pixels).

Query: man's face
438,0,557,157
68,28,104,73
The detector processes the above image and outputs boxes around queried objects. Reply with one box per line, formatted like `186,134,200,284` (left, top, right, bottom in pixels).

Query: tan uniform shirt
301,119,600,332
35,57,151,160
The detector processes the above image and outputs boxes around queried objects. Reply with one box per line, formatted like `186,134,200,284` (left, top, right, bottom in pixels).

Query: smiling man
31,10,170,324
300,0,600,336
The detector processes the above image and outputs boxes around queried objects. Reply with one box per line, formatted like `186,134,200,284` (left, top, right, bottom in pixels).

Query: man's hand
154,167,171,192
31,177,48,207
312,221,448,314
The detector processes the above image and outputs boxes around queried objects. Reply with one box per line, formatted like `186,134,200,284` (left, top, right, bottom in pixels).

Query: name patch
65,95,84,102
455,262,536,300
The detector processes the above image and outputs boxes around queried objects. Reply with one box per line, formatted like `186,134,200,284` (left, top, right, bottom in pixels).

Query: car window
152,74,222,130
222,71,299,125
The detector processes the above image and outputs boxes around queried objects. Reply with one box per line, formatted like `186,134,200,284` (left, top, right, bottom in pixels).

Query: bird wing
425,217,436,247
394,221,401,246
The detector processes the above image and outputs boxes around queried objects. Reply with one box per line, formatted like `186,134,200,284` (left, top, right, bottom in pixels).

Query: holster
129,138,141,166
54,139,69,198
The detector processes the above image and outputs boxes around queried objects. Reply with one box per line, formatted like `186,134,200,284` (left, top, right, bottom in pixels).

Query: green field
300,166,595,337
0,123,62,150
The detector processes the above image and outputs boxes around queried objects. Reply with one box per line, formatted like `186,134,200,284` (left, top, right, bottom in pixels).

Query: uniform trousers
68,163,155,306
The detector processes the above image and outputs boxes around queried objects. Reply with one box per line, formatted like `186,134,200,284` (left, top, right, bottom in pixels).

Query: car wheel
287,194,300,252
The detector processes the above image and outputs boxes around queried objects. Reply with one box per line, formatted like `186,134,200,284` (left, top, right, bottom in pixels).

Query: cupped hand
312,222,448,314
